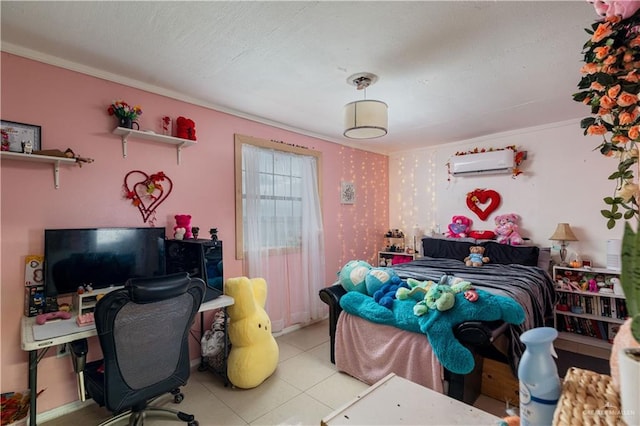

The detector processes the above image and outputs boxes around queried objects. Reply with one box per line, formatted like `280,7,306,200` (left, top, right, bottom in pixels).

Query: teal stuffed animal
414,276,473,316
338,260,372,294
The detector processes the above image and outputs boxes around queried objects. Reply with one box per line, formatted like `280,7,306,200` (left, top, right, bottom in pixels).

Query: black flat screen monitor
44,227,166,297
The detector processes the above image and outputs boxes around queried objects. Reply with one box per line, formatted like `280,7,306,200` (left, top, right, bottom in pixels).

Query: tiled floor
41,319,506,425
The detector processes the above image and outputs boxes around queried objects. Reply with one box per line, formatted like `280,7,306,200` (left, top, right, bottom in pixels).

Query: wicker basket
553,367,626,426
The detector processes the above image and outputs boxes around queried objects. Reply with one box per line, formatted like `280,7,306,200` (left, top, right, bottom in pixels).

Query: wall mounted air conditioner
449,150,515,176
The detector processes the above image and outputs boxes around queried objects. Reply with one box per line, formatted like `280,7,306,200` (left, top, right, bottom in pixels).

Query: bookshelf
552,265,627,349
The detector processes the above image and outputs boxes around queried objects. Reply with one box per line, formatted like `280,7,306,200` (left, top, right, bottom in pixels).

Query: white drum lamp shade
343,100,388,139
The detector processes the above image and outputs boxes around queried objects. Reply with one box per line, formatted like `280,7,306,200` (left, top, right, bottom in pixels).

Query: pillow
422,237,475,261
482,241,539,266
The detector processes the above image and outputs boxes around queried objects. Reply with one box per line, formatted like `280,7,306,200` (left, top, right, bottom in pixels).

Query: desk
21,295,234,426
321,373,501,425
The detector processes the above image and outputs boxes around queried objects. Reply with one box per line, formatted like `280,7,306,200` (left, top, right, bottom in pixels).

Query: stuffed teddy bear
174,214,192,239
494,213,524,246
445,215,472,238
176,116,197,141
465,246,490,267
224,276,279,389
337,260,372,294
173,227,186,240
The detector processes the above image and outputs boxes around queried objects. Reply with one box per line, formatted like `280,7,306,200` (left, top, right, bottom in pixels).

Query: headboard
421,236,549,270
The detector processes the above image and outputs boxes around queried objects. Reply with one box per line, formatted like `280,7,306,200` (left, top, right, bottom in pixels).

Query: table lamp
549,223,578,266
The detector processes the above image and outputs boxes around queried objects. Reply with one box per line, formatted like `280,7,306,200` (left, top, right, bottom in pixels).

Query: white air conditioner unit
449,150,515,176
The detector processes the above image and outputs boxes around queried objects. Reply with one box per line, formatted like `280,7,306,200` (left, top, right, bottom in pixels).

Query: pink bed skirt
335,312,444,393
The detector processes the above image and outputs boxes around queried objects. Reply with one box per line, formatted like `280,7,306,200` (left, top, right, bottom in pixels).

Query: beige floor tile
305,372,369,410
250,393,332,426
276,352,337,391
203,375,301,423
276,320,329,352
276,340,304,363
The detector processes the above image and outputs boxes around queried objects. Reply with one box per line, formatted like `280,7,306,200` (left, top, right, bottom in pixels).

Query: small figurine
192,226,200,239
210,228,218,242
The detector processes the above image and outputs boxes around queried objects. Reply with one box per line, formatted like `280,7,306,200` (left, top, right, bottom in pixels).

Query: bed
319,236,556,403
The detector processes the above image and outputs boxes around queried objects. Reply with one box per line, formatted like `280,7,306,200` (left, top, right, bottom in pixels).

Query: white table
321,373,502,425
21,295,234,425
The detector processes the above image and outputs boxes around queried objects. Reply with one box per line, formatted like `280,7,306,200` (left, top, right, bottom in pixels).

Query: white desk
21,295,234,425
321,373,501,425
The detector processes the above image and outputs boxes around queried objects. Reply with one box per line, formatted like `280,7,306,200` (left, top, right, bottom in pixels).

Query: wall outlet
56,343,69,358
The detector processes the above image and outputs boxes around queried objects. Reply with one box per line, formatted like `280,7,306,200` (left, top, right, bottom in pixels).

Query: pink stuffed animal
174,214,192,239
445,215,472,238
494,214,524,246
590,0,640,19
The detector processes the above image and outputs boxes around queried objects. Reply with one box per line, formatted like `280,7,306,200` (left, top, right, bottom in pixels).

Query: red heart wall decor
123,170,173,225
466,188,501,221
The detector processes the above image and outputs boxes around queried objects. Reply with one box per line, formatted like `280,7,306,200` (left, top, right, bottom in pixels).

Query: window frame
234,134,323,260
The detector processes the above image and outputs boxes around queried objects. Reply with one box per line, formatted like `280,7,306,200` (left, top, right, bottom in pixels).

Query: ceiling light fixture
343,72,388,139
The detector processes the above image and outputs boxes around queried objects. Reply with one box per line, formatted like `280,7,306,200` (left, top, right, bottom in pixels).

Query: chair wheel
187,421,199,426
174,392,184,403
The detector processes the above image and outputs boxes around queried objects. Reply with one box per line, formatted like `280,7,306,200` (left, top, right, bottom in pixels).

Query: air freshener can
518,327,561,426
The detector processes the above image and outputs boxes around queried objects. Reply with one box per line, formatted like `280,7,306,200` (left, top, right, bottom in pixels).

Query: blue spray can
518,327,561,426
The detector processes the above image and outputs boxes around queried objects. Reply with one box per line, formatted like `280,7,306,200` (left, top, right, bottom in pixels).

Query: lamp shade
549,223,578,241
343,100,388,139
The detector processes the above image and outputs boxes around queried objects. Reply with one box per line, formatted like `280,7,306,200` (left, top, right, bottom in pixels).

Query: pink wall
0,53,388,414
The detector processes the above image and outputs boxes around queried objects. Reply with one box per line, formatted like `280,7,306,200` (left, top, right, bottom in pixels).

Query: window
234,134,322,259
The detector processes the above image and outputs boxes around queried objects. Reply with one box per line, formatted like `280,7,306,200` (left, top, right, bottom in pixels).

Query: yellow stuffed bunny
224,277,279,388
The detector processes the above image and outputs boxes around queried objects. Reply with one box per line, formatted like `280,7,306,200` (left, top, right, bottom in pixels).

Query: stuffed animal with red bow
176,116,196,141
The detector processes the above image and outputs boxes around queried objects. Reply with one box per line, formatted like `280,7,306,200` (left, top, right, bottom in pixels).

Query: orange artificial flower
594,45,612,59
591,81,605,91
580,62,599,74
608,84,621,98
587,124,607,135
592,22,613,43
629,126,640,140
619,111,637,125
618,92,638,107
612,134,630,144
601,95,617,110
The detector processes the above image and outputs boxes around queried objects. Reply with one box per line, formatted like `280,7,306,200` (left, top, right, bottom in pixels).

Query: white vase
618,347,640,426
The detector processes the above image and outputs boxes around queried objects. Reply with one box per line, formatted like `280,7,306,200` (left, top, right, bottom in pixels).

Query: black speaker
165,239,223,302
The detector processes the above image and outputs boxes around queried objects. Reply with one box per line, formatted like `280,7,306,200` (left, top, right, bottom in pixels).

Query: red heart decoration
466,189,501,221
124,171,173,223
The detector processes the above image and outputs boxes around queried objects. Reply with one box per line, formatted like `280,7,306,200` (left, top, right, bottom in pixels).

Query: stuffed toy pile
176,116,197,141
337,260,407,309
494,213,524,245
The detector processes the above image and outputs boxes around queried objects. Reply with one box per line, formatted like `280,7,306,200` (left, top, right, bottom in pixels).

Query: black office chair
71,272,205,426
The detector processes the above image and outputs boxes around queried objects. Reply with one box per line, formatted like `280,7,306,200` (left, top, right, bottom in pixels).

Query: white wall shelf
112,127,196,165
1,151,78,189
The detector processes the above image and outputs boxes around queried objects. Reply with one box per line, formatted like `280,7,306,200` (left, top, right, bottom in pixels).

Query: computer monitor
44,227,166,297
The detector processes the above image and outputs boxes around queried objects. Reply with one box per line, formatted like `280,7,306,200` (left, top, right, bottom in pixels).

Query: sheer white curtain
242,144,325,332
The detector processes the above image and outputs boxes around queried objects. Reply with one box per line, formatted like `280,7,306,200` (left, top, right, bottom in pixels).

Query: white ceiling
1,1,599,154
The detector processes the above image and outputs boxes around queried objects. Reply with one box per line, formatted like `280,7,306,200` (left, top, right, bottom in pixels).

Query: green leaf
614,212,623,220
602,209,613,219
625,210,635,220
609,171,621,180
581,117,597,129
607,218,616,229
632,314,640,343
621,223,640,322
604,197,616,205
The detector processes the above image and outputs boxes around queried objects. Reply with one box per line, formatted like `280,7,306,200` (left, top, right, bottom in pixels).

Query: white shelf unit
552,265,627,349
1,151,78,189
112,127,196,165
72,286,123,316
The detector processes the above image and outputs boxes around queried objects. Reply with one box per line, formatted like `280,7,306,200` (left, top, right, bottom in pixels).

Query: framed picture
1,120,41,153
341,181,356,204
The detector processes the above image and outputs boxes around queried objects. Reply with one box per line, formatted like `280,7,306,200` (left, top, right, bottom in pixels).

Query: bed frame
319,283,511,403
